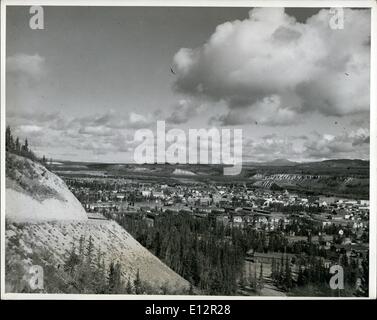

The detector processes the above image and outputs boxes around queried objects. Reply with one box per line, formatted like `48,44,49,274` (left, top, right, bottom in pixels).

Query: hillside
6,153,88,222
5,153,190,294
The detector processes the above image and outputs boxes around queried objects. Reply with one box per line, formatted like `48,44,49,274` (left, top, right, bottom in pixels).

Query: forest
110,212,367,296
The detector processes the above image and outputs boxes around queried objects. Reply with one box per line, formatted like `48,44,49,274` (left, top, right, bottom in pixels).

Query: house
144,214,156,227
232,215,244,228
141,190,152,197
216,215,230,226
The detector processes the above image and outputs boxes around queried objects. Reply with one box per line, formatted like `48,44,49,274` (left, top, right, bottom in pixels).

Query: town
63,172,369,296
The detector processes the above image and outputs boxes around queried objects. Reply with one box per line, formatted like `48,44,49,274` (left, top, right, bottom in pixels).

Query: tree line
6,125,49,164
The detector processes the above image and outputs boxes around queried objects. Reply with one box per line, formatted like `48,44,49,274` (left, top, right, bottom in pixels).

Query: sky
6,6,371,163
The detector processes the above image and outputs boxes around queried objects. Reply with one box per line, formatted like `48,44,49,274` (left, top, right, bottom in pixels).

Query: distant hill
262,158,299,166
245,158,368,168
297,159,369,169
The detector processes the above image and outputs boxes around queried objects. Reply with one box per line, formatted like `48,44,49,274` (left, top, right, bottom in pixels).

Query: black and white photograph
1,0,376,300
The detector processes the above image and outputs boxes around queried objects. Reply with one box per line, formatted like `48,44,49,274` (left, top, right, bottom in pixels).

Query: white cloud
166,99,203,124
7,53,46,79
303,129,370,159
244,128,370,161
173,8,370,125
212,95,299,126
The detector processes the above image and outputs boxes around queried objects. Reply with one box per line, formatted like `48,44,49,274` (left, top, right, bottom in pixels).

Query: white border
1,0,376,300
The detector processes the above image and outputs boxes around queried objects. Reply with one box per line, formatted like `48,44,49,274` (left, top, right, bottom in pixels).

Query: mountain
5,153,190,294
296,159,369,169
263,158,299,166
243,158,298,167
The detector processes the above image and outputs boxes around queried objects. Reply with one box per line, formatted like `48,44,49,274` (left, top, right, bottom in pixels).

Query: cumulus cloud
166,99,203,124
244,128,369,161
8,108,154,161
349,128,370,146
303,129,369,159
72,110,156,132
172,8,370,125
211,95,300,126
7,53,46,79
244,136,303,162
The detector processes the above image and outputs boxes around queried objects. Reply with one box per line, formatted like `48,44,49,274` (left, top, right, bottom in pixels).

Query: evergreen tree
271,258,277,280
93,248,106,293
15,137,20,153
22,138,29,154
78,235,85,256
258,263,264,291
64,245,80,275
189,282,195,295
126,278,133,294
134,269,142,294
355,256,369,297
284,257,293,290
85,235,94,267
108,261,122,293
297,261,305,286
6,126,14,152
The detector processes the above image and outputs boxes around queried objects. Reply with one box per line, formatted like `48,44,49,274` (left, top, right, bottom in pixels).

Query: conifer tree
6,126,14,152
134,269,142,294
189,282,195,295
85,235,94,267
78,235,85,256
64,245,80,275
126,277,133,294
107,262,122,293
15,137,20,153
284,257,292,289
258,263,264,291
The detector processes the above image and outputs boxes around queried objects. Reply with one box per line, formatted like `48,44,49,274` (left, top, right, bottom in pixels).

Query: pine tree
107,261,122,293
297,261,305,286
64,245,79,275
134,269,142,294
271,258,276,280
258,263,264,291
284,257,292,290
22,138,29,154
85,236,94,267
93,248,106,293
78,235,85,256
126,277,133,294
355,257,369,297
248,262,254,289
6,126,14,152
189,282,195,295
15,137,20,153
239,272,246,290
108,262,116,292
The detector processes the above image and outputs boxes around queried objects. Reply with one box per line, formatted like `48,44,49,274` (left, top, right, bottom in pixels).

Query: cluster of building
66,177,369,242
